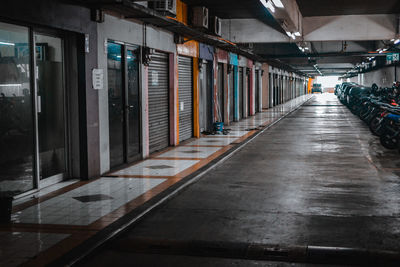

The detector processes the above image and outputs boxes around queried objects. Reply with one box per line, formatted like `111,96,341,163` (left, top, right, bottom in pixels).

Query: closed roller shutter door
148,51,169,153
178,56,193,142
239,67,243,120
229,71,234,122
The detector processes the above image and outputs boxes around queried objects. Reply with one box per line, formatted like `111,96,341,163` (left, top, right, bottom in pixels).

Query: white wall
356,66,399,88
97,14,175,174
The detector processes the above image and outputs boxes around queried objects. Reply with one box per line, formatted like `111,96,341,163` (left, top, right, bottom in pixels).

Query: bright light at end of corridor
315,76,340,91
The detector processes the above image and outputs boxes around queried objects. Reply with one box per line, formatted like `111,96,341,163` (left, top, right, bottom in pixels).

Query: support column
193,57,200,138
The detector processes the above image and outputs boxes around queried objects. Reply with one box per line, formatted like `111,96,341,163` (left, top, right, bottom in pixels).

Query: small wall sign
92,68,104,90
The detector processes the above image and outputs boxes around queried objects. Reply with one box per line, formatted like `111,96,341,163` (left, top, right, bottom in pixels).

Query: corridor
81,93,400,266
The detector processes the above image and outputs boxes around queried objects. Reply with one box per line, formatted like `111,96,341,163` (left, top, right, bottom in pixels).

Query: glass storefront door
34,33,66,183
0,22,34,195
126,47,141,161
0,21,69,196
107,41,141,169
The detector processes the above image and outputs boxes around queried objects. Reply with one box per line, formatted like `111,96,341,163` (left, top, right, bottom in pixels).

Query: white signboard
92,69,104,90
152,70,159,86
180,101,184,111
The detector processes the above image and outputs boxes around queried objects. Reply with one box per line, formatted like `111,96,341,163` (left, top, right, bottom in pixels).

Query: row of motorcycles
334,81,400,152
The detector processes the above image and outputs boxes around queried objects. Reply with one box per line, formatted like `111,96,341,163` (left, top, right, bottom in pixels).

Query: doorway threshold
12,179,80,206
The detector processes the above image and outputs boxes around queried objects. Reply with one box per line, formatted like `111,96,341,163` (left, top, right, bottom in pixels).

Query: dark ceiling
182,0,399,76
296,0,400,17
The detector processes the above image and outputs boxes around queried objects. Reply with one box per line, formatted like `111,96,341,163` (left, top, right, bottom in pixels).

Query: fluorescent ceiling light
260,0,275,13
304,47,309,50
294,32,301,36
286,31,291,37
0,41,15,46
0,84,22,87
271,0,284,8
395,39,400,45
291,34,296,40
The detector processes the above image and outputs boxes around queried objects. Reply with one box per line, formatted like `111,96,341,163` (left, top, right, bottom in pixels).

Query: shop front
198,43,214,133
0,1,97,196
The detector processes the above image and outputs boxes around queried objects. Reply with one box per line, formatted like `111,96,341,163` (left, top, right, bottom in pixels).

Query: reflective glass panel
107,42,124,168
0,22,34,195
35,34,66,179
126,48,140,158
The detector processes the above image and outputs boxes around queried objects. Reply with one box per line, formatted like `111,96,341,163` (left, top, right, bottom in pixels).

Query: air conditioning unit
148,0,176,17
211,16,222,36
192,6,209,29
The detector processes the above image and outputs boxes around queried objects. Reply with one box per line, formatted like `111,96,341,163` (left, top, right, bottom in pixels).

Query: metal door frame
108,40,142,168
124,44,142,163
32,28,68,189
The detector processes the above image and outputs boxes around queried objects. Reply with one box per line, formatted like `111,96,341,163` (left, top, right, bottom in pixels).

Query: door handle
37,95,41,113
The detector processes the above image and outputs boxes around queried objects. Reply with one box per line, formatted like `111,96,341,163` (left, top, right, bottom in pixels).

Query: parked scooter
337,81,400,152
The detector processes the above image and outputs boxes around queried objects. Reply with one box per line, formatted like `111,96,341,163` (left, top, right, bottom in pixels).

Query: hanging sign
387,53,399,63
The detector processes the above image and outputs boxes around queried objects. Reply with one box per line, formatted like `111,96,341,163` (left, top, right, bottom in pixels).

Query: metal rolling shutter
239,67,243,120
148,51,169,153
178,56,193,142
229,71,234,122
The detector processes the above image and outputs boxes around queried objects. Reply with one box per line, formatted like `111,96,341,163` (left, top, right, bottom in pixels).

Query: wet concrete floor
81,94,400,266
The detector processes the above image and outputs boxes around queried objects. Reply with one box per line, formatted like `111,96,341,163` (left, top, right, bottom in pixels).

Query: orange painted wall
176,0,188,25
307,78,314,94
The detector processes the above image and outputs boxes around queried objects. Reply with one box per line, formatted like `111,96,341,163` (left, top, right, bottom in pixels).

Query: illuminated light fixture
382,48,388,51
395,39,400,45
0,84,22,87
0,41,15,46
271,0,284,8
260,0,275,13
294,32,301,36
291,33,296,40
304,47,309,50
286,31,291,37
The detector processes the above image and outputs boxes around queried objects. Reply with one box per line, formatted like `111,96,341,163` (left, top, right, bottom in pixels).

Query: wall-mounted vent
148,0,176,17
192,6,209,29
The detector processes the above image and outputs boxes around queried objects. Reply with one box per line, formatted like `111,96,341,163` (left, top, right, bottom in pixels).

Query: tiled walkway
0,95,312,266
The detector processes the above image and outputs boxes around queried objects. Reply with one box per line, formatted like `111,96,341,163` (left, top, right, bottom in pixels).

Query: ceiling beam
221,18,289,43
221,14,397,43
303,14,398,41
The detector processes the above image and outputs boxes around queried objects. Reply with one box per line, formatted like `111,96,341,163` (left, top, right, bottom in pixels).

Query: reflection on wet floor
2,95,312,266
